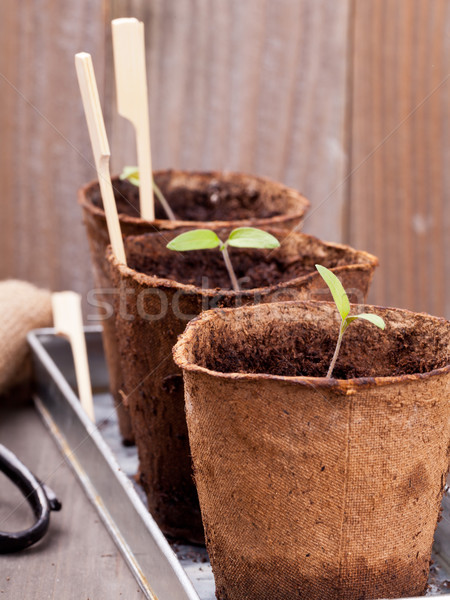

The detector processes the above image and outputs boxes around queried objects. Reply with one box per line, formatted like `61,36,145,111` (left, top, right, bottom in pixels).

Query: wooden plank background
0,0,106,297
349,0,450,316
0,0,448,318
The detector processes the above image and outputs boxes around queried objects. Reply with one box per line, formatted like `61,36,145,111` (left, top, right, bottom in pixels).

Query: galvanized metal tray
28,326,450,600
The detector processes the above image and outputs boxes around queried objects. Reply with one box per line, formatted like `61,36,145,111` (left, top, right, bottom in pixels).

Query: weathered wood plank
107,0,351,243
3,0,447,318
0,0,351,307
348,0,450,317
0,0,106,298
0,399,142,599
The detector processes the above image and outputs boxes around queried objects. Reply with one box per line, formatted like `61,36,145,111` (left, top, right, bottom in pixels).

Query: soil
124,228,374,291
194,306,449,380
90,176,281,221
129,245,313,289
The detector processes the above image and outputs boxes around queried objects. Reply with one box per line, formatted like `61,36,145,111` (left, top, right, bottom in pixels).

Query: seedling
120,166,176,221
316,264,385,378
167,228,280,292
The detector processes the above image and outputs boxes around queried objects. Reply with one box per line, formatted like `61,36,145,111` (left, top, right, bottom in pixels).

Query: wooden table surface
0,395,142,599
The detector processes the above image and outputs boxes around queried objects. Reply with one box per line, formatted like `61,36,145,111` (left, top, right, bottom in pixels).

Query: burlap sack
0,280,52,394
106,230,378,544
173,301,450,600
79,169,310,444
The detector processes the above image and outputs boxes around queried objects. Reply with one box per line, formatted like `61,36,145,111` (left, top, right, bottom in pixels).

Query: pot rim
106,229,378,298
77,169,310,231
172,300,450,392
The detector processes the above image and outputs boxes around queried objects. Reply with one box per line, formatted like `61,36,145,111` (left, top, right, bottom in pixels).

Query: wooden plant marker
52,292,95,423
112,18,155,221
75,52,127,265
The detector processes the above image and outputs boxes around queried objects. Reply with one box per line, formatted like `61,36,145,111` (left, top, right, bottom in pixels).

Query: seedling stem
327,323,345,378
220,243,240,291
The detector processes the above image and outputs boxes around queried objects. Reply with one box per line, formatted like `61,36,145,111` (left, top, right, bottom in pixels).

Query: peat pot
172,301,450,600
79,170,310,443
106,229,378,544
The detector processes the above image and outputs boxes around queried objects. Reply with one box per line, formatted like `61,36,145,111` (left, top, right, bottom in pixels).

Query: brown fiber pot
172,301,450,600
106,229,378,544
79,170,310,444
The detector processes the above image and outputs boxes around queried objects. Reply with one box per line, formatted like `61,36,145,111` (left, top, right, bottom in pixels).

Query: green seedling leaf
316,262,387,378
120,165,140,186
166,227,280,292
315,265,350,321
227,227,280,249
345,313,386,330
166,229,221,252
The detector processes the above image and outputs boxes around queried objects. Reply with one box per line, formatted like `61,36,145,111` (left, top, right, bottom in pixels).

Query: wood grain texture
0,0,350,306
106,0,351,242
0,0,449,318
0,0,107,298
348,0,450,316
0,399,142,599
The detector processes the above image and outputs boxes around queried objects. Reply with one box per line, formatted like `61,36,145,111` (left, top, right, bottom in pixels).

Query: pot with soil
79,169,310,443
106,228,378,544
172,300,450,600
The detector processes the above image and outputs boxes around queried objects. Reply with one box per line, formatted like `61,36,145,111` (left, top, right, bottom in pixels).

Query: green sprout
316,264,386,378
167,228,280,292
120,166,176,221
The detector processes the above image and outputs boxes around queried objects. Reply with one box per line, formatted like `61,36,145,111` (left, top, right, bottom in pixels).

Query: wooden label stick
75,52,127,265
112,18,155,221
52,292,95,423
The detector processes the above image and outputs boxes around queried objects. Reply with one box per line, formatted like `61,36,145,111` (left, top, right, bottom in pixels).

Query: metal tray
28,326,450,600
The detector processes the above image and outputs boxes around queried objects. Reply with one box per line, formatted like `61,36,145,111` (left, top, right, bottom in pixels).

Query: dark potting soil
128,243,313,290
197,314,449,380
124,225,367,291
90,177,280,221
